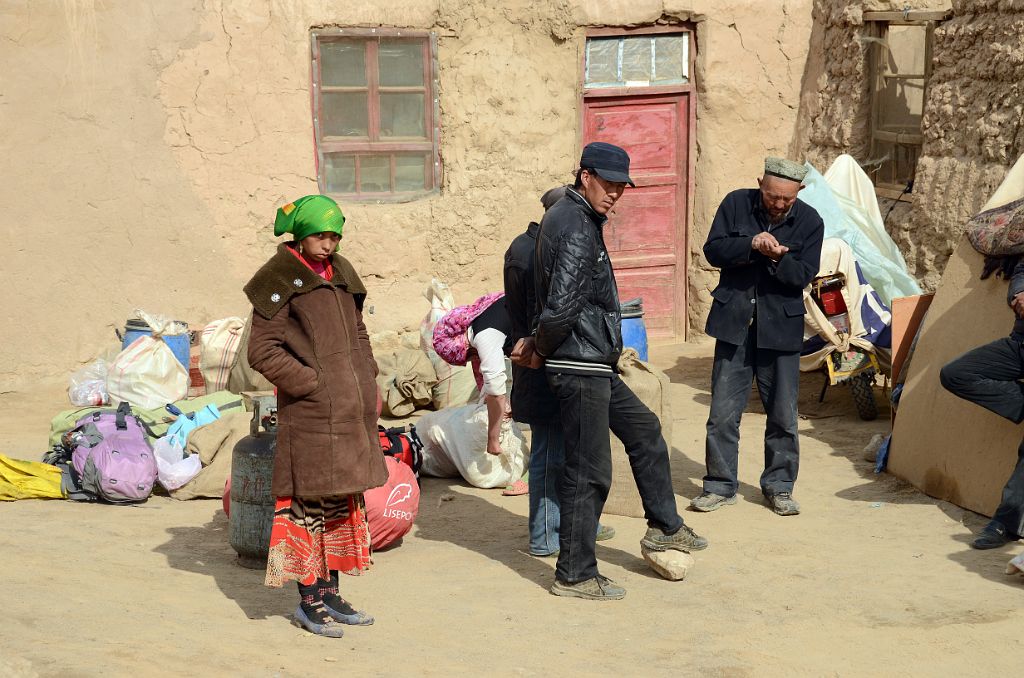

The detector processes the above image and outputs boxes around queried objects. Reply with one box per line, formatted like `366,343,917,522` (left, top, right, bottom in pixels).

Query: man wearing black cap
694,157,824,517
520,142,707,601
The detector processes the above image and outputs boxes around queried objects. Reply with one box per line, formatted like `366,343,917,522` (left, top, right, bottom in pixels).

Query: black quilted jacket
533,188,622,376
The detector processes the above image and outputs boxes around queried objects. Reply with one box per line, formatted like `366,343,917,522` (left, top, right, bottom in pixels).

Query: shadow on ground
153,510,286,621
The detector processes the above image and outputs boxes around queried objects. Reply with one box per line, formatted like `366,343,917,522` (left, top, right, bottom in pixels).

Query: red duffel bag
364,456,420,550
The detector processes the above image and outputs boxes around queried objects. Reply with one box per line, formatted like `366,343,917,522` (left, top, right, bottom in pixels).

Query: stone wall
798,0,1024,289
0,0,813,387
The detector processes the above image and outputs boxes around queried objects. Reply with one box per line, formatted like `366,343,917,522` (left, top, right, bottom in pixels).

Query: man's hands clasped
510,337,544,369
751,232,789,261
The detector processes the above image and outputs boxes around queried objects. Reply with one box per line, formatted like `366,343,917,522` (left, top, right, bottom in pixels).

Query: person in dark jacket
939,259,1024,549
504,185,614,556
695,158,824,517
246,195,386,637
521,142,707,601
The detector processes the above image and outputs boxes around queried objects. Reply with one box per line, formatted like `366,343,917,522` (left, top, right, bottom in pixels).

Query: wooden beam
863,10,953,22
875,185,915,202
873,130,924,145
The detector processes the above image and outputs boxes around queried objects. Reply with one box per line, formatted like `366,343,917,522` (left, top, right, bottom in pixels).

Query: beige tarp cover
888,239,1023,515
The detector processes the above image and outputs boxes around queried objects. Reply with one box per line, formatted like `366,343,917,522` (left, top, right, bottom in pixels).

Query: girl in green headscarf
244,195,387,638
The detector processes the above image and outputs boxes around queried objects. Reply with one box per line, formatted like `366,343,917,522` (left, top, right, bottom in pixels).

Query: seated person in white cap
695,157,824,516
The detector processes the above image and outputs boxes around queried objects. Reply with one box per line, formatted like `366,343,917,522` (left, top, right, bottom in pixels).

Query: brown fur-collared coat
244,244,387,498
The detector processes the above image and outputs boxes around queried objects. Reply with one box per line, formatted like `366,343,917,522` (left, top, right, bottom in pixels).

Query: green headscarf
273,195,346,242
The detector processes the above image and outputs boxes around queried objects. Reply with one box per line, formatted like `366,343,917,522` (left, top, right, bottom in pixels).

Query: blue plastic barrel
120,318,190,371
620,298,648,361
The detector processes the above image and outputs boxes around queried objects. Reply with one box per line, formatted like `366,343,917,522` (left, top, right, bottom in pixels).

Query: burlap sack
604,349,673,518
226,312,274,394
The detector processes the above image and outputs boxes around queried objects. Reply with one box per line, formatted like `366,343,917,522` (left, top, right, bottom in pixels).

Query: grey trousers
703,326,801,497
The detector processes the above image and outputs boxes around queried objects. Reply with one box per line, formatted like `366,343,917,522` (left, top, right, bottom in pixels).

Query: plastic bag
799,159,921,305
68,359,110,406
153,437,202,491
107,310,189,410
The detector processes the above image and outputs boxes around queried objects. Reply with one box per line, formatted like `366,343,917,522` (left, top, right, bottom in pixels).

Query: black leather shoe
971,520,1014,550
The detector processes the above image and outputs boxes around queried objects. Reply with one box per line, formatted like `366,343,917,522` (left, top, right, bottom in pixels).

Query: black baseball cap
580,142,635,187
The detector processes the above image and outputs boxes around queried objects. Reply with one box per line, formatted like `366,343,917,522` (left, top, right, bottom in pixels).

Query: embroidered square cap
764,156,808,183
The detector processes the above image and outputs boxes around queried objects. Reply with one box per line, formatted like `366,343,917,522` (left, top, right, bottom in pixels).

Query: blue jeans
528,419,565,556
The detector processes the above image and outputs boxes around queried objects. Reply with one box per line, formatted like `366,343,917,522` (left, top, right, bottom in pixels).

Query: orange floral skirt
264,494,372,588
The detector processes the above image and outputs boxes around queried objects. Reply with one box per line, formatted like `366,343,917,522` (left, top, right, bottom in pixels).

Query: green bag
49,390,245,446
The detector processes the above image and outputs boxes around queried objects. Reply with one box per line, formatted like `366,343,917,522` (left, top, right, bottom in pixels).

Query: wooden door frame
579,24,698,340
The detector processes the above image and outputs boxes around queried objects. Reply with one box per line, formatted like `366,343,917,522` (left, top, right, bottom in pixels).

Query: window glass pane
323,154,355,193
360,155,391,193
621,37,653,83
653,35,687,83
379,40,424,87
320,41,366,87
321,92,368,137
395,154,428,192
877,25,926,132
586,39,619,85
886,25,927,75
380,93,425,137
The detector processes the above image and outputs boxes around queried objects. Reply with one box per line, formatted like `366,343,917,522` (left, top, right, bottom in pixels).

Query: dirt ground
1,339,1021,677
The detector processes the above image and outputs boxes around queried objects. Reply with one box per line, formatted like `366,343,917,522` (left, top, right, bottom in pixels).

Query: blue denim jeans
528,419,565,556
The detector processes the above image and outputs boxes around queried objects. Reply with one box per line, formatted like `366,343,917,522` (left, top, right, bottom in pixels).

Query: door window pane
380,93,425,137
321,41,366,87
621,38,653,83
321,92,368,137
360,155,391,192
586,39,619,85
323,154,356,193
395,154,428,192
379,40,424,86
586,34,689,88
653,36,687,83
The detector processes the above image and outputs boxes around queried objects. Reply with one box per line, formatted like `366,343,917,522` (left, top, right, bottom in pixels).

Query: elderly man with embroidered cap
522,142,707,601
694,157,824,516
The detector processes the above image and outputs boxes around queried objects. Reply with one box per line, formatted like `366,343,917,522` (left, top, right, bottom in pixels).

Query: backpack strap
115,401,132,431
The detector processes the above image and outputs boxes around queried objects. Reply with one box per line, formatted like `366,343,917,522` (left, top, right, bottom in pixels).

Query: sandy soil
1,339,1020,677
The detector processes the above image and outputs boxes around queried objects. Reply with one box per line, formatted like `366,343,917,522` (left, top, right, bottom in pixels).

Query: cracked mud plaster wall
797,0,1024,290
0,0,812,387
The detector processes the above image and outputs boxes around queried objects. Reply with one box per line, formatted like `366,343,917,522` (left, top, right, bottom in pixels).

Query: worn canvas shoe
550,575,626,601
972,520,1014,550
689,492,738,512
294,605,346,638
767,492,801,516
596,524,616,541
640,524,708,552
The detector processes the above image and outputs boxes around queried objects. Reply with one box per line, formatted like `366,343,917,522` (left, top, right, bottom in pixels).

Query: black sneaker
972,520,1014,550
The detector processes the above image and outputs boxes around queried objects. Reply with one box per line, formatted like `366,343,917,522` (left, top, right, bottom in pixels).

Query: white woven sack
199,317,245,392
107,335,189,409
416,403,527,488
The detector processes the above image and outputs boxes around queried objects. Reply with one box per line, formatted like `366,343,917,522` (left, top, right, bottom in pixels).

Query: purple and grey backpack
69,402,158,503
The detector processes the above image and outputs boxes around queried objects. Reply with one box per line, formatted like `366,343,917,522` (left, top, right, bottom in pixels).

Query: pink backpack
69,402,159,503
431,292,504,366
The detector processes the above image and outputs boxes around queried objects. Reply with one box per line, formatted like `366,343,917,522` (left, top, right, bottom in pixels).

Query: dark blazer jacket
703,188,825,352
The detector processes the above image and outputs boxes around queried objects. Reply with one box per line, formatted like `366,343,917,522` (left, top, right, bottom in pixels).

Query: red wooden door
583,92,691,339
